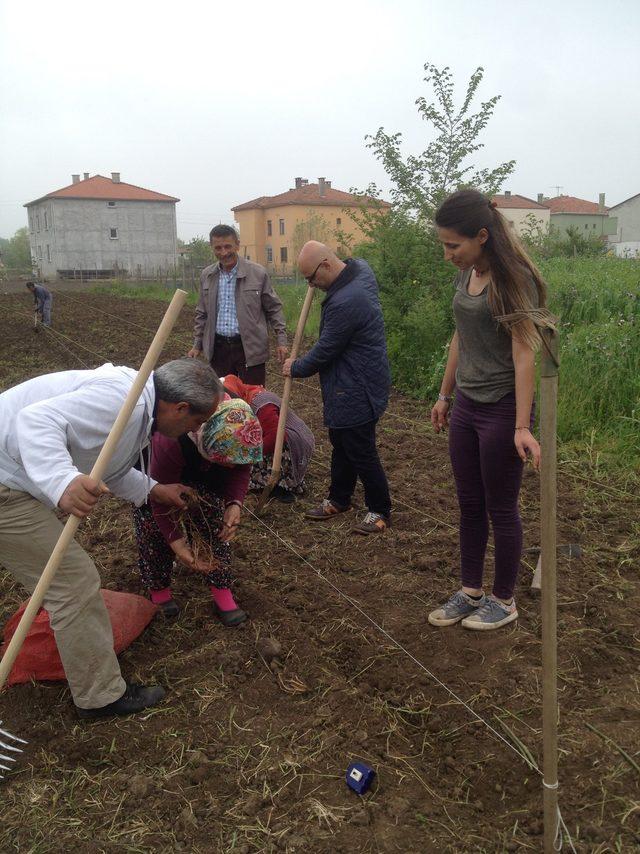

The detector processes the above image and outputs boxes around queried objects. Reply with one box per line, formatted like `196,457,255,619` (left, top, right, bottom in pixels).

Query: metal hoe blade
0,721,27,779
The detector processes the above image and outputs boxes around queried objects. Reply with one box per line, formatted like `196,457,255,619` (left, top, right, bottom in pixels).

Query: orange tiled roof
25,175,179,206
232,183,389,211
546,195,609,214
493,194,547,210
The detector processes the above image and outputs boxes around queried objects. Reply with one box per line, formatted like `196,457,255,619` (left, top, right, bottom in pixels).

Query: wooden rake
0,289,188,778
255,285,315,513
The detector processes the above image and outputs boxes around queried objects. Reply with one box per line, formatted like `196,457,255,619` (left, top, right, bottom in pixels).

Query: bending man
0,359,221,718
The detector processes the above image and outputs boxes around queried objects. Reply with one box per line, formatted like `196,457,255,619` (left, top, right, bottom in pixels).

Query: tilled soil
0,289,638,853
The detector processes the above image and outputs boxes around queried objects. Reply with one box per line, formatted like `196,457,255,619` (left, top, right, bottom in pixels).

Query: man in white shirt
0,359,221,718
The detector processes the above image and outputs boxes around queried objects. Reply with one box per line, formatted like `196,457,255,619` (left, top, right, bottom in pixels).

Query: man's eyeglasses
305,259,327,284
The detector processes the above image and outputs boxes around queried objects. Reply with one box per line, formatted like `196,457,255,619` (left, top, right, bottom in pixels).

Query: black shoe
76,682,166,719
158,598,180,618
272,485,295,504
212,602,248,627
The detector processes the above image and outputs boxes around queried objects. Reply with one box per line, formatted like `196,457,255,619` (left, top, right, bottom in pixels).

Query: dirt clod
257,636,283,662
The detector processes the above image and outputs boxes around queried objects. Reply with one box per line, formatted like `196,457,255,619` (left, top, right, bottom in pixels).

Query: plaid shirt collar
219,262,238,280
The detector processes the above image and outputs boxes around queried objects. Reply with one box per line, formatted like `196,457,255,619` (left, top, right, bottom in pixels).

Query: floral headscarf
195,399,263,466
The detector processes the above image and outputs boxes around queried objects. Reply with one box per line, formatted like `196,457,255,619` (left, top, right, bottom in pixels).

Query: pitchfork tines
0,721,27,779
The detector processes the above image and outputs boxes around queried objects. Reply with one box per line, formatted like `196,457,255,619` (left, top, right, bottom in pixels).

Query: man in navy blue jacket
283,241,391,534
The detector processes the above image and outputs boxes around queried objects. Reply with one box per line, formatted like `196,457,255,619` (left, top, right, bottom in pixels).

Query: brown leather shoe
352,512,390,535
304,499,352,520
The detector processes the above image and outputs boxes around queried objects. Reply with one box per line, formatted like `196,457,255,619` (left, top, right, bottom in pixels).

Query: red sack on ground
1,589,158,686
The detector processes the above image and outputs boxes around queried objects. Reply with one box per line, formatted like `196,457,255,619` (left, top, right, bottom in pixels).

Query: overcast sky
1,0,638,240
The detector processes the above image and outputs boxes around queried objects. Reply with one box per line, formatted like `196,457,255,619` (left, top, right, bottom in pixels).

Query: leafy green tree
183,236,212,268
1,227,32,271
521,221,607,260
365,63,515,218
291,210,331,262
349,61,515,397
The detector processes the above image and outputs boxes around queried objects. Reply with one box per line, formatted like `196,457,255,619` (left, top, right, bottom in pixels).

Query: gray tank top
453,269,538,403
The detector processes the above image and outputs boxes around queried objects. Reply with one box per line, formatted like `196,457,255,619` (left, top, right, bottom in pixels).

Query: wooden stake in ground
0,289,188,730
540,328,560,853
256,285,315,513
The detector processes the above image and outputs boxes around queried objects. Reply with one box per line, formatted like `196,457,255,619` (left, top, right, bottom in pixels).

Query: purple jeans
448,390,532,600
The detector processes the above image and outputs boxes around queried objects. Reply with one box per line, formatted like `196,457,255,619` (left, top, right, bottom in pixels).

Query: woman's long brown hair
435,189,553,349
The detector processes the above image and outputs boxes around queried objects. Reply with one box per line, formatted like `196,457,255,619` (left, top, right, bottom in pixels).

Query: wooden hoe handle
256,285,315,513
0,289,188,691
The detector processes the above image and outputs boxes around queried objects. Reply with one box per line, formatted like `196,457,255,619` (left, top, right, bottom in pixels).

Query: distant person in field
26,281,53,327
282,241,391,535
187,225,288,385
428,189,554,632
222,373,315,503
0,359,221,718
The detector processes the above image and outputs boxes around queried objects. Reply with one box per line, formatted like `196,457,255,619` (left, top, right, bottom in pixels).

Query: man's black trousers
328,419,391,517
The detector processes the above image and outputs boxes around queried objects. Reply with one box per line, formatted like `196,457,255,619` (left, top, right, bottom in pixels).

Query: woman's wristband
438,393,452,403
224,500,243,510
515,426,530,431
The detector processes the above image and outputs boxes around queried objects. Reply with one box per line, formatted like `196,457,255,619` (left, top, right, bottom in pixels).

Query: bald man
283,242,391,534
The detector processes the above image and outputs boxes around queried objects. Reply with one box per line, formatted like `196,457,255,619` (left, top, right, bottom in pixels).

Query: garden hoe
256,285,315,513
0,289,188,779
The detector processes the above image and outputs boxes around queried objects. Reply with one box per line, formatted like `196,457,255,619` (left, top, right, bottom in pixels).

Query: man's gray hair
154,358,223,413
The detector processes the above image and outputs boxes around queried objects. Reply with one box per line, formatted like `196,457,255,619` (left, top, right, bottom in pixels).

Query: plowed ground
1,288,638,852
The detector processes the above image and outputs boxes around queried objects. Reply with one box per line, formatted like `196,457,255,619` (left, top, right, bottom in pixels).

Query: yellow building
232,177,390,275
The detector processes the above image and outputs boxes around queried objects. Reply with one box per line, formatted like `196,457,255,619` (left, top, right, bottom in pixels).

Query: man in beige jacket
187,225,288,384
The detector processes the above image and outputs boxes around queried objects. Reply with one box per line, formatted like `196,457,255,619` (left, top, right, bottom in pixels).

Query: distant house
231,177,390,275
24,173,179,279
606,192,640,257
492,192,550,236
544,194,617,239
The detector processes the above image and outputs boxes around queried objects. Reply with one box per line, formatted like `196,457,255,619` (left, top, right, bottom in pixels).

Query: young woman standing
428,189,551,631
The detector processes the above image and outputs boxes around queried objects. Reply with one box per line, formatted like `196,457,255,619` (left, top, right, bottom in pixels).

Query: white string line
244,509,578,851
4,305,110,365
50,288,175,339
3,303,92,369
41,326,91,369
243,503,543,775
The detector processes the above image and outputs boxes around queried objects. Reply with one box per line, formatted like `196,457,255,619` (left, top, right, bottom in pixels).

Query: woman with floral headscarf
132,398,262,626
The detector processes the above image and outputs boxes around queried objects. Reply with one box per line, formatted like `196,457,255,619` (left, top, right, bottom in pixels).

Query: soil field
0,289,638,853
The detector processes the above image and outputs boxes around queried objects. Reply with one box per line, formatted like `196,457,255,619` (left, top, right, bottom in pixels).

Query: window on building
46,245,51,262
44,211,48,230
279,218,285,235
267,220,272,236
280,247,288,263
336,217,342,226
593,223,597,229
29,212,34,233
37,246,42,260
36,214,40,232
266,246,273,263
584,223,589,229
107,201,116,208
110,228,118,239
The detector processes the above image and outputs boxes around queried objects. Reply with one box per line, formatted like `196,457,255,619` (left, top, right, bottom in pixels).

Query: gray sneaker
428,590,486,627
461,595,518,631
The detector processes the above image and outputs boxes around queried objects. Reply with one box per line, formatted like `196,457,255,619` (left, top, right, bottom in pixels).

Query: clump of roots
178,491,221,568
